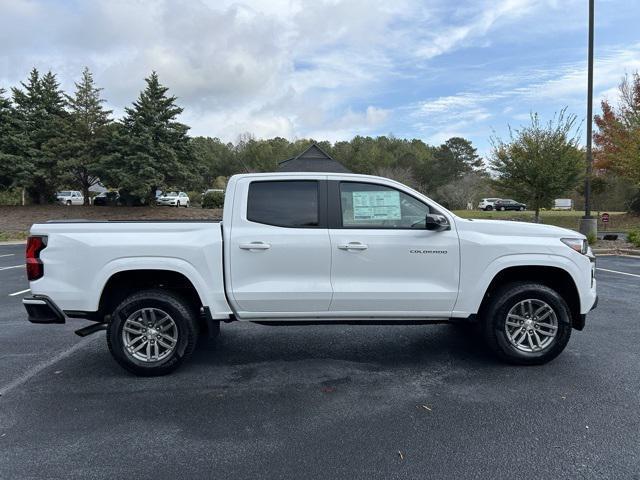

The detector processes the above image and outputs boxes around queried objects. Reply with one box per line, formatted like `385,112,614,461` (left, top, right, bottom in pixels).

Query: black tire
520,206,525,211
107,289,199,376
66,200,71,206
176,201,180,208
481,282,572,365
499,206,506,211
486,205,493,211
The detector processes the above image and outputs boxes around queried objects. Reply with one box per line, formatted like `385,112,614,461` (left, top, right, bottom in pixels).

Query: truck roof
230,172,393,182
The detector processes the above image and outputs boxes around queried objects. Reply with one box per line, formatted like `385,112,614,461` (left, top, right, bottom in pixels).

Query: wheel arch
98,269,204,320
477,265,582,329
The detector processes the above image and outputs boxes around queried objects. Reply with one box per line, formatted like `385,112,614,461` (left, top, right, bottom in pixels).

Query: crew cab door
226,177,332,317
328,180,460,316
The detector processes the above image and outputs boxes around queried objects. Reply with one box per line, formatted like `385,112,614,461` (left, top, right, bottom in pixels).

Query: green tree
428,137,485,190
0,88,28,195
54,67,113,204
102,72,194,203
490,110,583,222
12,69,67,203
190,136,235,189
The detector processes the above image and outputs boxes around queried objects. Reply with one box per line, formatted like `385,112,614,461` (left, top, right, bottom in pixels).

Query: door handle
239,242,271,250
337,242,368,251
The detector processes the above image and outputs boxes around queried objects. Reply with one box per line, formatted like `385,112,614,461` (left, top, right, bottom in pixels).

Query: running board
75,323,107,337
251,319,453,326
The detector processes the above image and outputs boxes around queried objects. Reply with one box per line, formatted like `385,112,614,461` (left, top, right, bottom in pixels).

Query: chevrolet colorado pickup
23,173,597,375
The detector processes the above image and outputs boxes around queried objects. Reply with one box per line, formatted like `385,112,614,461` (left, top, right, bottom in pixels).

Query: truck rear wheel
481,282,572,365
107,289,199,376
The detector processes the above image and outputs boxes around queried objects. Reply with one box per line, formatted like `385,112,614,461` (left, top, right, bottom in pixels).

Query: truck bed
29,221,231,317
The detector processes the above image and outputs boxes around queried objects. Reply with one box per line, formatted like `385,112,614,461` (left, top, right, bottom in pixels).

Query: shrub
0,188,23,206
187,191,202,205
628,229,640,248
586,232,597,245
202,190,224,209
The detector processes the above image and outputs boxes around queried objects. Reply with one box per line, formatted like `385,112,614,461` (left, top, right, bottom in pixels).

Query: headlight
561,237,588,255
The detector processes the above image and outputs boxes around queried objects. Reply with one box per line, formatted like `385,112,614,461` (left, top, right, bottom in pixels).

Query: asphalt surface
0,243,639,479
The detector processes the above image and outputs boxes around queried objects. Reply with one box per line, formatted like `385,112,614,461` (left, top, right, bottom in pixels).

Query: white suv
478,198,501,211
56,191,84,206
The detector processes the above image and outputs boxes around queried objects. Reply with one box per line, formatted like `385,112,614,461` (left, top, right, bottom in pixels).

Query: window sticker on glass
352,190,401,220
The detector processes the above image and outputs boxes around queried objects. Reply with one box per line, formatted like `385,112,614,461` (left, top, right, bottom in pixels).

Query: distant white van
553,199,573,210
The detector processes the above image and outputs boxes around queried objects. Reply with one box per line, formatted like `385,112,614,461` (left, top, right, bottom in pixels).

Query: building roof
277,143,352,173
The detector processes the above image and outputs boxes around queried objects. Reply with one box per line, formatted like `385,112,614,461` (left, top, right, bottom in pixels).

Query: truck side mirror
425,214,450,231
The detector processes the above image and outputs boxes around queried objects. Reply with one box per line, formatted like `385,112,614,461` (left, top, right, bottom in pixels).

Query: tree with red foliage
594,73,640,184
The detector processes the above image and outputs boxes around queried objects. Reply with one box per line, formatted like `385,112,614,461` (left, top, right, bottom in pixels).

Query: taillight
26,236,47,281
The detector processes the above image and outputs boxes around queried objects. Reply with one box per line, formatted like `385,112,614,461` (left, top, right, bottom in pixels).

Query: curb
593,248,640,257
0,241,27,246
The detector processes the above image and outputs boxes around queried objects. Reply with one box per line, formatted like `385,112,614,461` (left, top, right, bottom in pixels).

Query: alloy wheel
122,308,179,363
504,299,558,353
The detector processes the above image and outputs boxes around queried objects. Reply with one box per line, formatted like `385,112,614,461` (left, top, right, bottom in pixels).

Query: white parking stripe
0,336,97,397
0,253,15,258
597,267,640,278
9,288,31,297
0,265,23,271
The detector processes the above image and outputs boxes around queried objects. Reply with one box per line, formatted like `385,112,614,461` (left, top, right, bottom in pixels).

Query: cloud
0,0,637,149
406,42,640,151
414,0,538,59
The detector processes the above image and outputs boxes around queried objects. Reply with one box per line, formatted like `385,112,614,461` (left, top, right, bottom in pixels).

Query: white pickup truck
24,172,597,375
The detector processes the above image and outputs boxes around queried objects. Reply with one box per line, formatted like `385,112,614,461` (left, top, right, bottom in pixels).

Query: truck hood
454,217,584,239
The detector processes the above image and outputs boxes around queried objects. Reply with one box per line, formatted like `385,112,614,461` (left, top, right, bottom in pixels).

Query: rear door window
247,181,319,228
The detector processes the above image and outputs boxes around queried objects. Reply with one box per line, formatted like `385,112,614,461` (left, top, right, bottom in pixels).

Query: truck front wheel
481,282,572,365
107,289,199,376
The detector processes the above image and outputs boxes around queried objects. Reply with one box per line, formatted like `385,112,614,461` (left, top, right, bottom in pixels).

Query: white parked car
156,191,190,207
23,172,597,375
56,191,84,206
478,198,501,211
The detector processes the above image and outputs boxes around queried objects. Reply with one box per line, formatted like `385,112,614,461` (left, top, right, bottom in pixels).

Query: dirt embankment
0,205,223,235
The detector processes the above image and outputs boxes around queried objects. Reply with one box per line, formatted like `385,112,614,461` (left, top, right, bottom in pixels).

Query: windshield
164,192,178,197
58,191,71,196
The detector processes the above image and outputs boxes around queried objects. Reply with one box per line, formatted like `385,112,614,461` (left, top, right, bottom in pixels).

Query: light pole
580,0,597,237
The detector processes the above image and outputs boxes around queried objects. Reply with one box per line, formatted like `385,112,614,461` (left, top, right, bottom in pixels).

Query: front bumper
23,296,66,324
575,295,598,331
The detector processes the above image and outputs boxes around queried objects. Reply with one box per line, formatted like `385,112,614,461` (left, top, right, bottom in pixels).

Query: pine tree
0,89,28,193
11,69,67,203
56,67,112,204
103,72,194,203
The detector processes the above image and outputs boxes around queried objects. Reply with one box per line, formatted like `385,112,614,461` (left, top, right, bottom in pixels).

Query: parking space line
0,336,97,397
597,267,640,278
0,265,23,271
0,254,15,258
9,288,31,297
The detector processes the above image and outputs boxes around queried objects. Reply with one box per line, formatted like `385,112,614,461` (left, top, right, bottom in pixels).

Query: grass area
453,209,640,232
0,231,28,242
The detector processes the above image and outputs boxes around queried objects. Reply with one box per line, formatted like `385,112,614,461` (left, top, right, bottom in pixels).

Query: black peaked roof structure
277,143,352,173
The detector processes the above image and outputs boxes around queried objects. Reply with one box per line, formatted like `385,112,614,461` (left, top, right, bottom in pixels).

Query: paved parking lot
1,243,639,479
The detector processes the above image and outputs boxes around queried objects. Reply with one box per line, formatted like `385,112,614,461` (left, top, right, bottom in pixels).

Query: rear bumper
23,296,66,324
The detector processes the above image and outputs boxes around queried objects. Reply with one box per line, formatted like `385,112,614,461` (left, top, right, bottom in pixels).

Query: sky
1,0,639,157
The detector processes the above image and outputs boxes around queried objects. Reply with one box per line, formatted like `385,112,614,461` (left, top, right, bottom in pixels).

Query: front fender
452,253,585,317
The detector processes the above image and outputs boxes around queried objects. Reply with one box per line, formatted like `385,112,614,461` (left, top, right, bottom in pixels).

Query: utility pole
580,0,597,238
